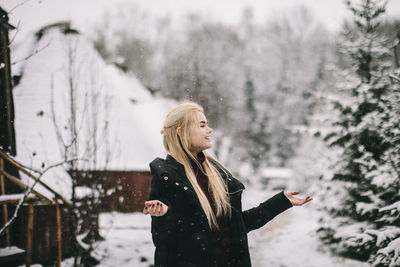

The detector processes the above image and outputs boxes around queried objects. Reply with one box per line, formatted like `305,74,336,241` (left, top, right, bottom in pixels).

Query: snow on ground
61,187,369,267
62,212,155,267
245,188,368,267
94,213,155,267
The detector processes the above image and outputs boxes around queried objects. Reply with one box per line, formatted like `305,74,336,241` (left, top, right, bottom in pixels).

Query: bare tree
49,30,113,266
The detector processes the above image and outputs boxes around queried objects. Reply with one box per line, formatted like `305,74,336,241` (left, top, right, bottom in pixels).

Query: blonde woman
143,102,312,267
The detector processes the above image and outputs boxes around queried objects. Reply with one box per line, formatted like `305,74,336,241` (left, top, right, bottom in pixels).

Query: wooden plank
0,194,37,204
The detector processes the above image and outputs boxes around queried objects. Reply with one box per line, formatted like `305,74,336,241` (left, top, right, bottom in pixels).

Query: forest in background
91,2,398,168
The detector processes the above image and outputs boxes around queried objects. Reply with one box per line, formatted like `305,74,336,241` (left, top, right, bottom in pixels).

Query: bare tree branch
8,21,21,46
11,41,51,66
0,157,79,236
7,0,34,14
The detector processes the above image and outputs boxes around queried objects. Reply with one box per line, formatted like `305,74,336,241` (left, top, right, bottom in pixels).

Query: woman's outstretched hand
284,191,313,206
143,200,169,216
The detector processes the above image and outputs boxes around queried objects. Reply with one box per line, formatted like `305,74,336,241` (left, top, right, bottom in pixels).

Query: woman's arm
242,191,292,232
242,191,312,233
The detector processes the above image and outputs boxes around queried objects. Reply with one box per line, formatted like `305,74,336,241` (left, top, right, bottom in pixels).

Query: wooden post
0,8,17,157
55,198,62,267
26,203,34,267
0,158,10,246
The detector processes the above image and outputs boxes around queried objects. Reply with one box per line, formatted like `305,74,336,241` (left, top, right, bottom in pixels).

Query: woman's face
188,111,213,155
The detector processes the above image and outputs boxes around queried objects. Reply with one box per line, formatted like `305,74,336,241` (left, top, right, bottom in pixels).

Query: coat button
164,176,168,180
183,186,188,190
175,182,179,186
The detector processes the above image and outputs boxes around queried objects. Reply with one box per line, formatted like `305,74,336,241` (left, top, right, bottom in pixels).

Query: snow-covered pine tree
318,1,400,266
241,71,270,171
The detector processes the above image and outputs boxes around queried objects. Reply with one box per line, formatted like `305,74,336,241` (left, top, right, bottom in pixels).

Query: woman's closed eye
200,121,209,128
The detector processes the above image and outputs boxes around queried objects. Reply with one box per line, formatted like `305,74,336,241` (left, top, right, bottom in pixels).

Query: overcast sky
2,0,400,43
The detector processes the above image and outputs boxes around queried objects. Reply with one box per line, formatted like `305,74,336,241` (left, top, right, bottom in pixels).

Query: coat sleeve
242,191,292,233
149,160,178,267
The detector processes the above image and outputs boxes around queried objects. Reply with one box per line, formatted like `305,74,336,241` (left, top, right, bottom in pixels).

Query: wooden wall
0,204,74,266
75,170,153,212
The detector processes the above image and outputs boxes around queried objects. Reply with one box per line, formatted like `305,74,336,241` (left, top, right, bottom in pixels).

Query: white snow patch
0,246,25,256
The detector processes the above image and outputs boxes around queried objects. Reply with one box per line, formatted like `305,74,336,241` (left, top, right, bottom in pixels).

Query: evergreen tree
318,1,400,266
242,72,270,171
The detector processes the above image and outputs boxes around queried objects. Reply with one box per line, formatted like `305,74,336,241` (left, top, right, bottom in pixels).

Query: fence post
55,198,62,267
0,158,10,246
26,203,34,267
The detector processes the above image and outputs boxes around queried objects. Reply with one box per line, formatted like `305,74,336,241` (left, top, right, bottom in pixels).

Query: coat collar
165,154,186,173
164,154,245,194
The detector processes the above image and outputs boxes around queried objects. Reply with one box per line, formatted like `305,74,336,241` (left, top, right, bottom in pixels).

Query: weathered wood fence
0,151,74,267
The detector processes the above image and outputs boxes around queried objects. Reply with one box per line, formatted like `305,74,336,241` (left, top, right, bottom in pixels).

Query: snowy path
244,188,368,267
63,189,369,267
247,205,367,267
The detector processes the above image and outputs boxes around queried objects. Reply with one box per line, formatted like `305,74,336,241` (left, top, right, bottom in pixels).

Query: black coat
149,155,292,267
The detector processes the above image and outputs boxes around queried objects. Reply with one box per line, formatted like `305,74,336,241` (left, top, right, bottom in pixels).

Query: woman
143,102,312,267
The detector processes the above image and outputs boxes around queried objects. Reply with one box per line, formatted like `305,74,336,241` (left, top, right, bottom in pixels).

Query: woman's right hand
143,200,169,216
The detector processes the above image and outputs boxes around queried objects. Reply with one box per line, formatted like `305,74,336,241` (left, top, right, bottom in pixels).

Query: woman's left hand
143,200,169,216
284,191,312,206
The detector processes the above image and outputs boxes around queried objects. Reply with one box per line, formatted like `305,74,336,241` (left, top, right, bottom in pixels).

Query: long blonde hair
162,102,231,228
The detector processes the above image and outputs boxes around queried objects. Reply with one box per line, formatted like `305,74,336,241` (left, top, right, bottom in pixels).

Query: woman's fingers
143,201,151,214
156,202,162,215
305,196,313,203
143,201,154,214
143,200,168,216
297,195,313,205
284,191,313,206
162,203,168,214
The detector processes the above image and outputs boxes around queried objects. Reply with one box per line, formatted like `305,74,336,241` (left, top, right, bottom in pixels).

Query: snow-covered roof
12,24,175,198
